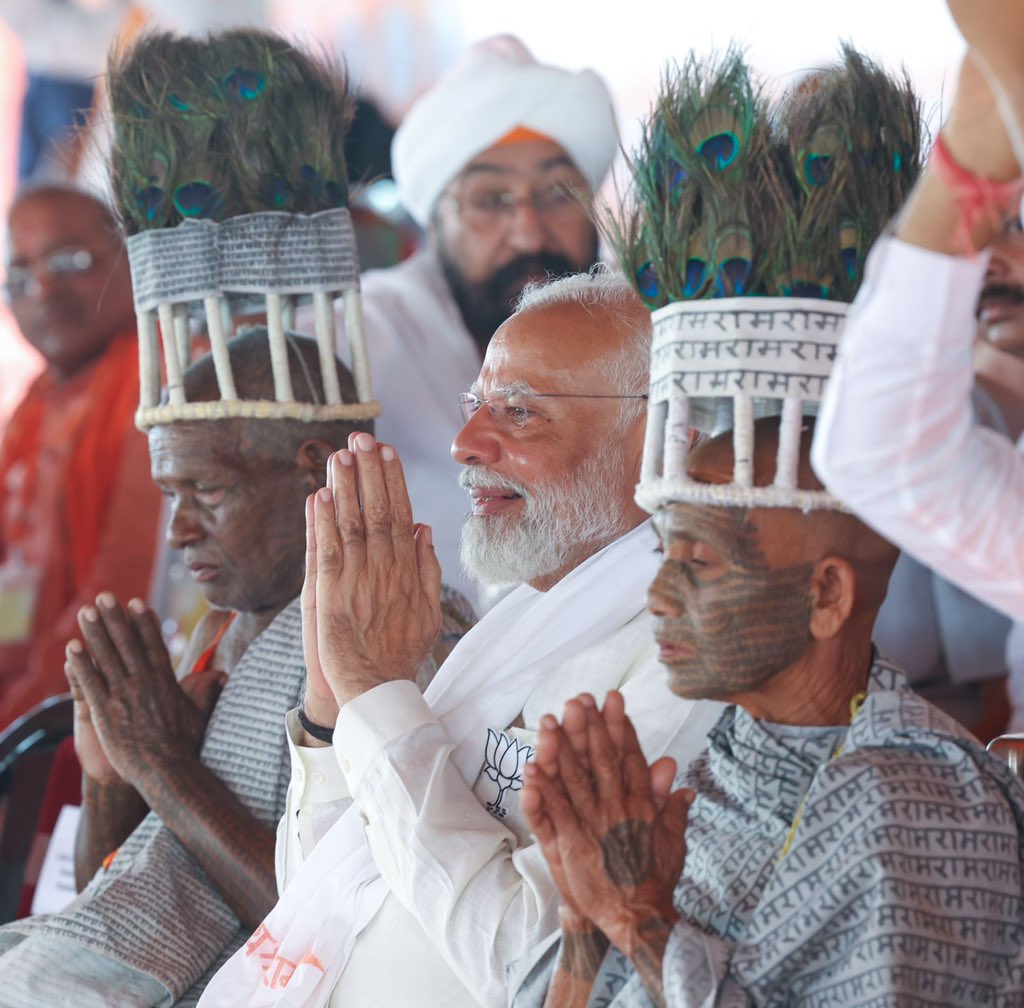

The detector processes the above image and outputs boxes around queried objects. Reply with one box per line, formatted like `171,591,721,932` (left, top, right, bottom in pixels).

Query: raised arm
813,55,1024,621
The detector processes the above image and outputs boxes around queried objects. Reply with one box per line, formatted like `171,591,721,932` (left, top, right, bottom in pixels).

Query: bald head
178,328,373,461
182,327,354,404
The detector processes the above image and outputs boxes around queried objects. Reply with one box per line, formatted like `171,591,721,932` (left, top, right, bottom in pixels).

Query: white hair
459,429,626,586
513,264,651,424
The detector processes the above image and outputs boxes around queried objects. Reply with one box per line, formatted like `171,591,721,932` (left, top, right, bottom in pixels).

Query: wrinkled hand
65,642,119,785
64,593,223,789
522,691,691,952
310,432,441,710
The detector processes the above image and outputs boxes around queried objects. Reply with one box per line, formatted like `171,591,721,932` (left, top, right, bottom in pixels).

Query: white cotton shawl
197,521,659,1007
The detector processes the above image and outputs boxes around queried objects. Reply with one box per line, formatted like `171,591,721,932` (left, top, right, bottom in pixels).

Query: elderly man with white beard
456,280,650,590
198,269,722,1008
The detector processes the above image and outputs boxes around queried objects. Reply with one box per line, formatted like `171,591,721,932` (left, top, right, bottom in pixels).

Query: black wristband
297,706,335,743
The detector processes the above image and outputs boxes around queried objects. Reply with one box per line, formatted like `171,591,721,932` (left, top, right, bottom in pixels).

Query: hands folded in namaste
301,432,442,729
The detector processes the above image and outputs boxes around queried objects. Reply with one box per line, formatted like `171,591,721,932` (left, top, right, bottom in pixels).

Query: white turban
392,35,618,227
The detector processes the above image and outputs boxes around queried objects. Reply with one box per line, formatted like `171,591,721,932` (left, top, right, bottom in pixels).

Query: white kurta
297,250,482,603
277,612,723,1008
813,235,1024,623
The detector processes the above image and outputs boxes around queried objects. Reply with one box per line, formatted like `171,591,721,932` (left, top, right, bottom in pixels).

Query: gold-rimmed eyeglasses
457,391,649,431
445,182,589,228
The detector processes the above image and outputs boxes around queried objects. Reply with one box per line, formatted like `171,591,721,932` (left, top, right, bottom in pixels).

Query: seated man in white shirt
198,270,722,1008
813,2,1024,622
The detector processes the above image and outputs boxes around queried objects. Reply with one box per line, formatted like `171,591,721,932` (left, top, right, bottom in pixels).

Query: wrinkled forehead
653,498,815,571
147,421,250,478
475,302,616,394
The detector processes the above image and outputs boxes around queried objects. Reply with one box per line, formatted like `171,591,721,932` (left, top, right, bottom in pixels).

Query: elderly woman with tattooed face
510,417,1024,1008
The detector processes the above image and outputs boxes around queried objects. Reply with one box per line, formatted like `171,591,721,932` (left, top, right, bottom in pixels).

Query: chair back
0,695,74,923
987,733,1024,779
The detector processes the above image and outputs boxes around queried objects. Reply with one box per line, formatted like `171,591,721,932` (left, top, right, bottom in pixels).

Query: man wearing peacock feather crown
0,27,471,1008
509,46,1024,1008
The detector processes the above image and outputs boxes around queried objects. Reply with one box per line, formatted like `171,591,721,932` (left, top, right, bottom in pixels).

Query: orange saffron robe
0,331,162,729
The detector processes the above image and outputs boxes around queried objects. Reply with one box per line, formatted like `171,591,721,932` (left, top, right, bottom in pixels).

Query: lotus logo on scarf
483,729,534,818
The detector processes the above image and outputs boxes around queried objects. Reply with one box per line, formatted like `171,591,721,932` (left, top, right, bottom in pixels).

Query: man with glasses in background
0,185,162,729
300,34,617,603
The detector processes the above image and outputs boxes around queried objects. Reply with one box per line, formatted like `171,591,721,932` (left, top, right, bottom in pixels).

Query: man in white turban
301,35,618,603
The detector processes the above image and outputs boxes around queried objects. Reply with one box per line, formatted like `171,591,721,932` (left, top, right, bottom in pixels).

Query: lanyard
776,690,867,864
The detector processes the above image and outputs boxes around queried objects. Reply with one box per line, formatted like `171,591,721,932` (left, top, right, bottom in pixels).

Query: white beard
459,449,626,586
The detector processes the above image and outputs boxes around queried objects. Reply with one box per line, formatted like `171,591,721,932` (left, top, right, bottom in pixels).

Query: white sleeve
813,236,1024,622
334,680,561,1008
274,709,352,895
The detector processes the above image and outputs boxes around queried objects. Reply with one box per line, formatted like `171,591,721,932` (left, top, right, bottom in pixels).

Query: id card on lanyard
0,553,42,643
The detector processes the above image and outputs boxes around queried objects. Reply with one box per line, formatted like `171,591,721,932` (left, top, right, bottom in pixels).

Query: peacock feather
610,45,921,307
769,44,922,300
605,50,782,307
107,29,355,234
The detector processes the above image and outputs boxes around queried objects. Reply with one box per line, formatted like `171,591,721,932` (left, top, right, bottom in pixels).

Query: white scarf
198,521,658,1007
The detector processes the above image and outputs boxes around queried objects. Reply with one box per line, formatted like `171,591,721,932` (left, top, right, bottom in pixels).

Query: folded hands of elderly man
521,690,694,1004
301,432,443,729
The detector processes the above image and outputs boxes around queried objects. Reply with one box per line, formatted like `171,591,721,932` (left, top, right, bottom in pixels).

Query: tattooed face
648,502,814,700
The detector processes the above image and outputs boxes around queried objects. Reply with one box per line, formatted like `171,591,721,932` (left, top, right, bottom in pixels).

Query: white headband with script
127,207,380,429
635,296,847,513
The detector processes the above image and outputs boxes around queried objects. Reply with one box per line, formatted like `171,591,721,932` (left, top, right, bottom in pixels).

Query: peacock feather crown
107,29,379,428
611,46,921,512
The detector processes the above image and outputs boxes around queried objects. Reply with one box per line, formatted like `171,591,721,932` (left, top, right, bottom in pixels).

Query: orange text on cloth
246,922,326,990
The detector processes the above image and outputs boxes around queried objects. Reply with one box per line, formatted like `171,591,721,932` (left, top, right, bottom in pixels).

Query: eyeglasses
457,391,649,431
446,181,588,228
3,247,94,301
1001,216,1024,244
